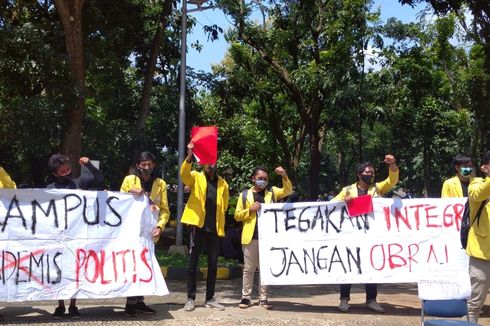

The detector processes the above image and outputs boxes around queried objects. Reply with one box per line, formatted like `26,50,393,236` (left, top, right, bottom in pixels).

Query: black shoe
68,306,81,318
134,302,156,314
259,299,273,310
124,304,137,317
239,298,252,309
52,306,65,319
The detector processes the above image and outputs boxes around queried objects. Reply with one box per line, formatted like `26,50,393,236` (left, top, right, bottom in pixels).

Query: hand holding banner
190,126,218,165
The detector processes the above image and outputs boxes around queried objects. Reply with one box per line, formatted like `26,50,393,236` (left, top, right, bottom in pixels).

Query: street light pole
176,0,188,247
176,0,212,248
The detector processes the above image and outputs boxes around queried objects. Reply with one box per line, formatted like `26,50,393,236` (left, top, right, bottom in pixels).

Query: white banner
0,189,168,302
258,198,469,287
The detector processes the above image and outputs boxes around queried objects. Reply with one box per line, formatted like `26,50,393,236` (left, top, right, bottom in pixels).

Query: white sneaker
366,300,385,313
184,299,195,312
338,299,349,312
204,298,225,311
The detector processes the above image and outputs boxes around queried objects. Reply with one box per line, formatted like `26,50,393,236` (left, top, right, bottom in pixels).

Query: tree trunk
53,0,86,177
131,0,174,161
307,128,323,200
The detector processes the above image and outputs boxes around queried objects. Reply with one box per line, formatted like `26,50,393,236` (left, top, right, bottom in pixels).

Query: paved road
1,278,489,325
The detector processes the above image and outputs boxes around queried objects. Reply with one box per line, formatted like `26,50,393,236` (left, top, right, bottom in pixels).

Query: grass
155,250,240,268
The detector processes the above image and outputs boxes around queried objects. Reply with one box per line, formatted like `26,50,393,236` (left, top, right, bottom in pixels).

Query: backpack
241,187,275,207
460,199,488,249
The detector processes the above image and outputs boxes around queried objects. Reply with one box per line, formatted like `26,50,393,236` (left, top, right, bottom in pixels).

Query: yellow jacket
332,168,399,201
0,167,16,189
466,177,490,260
120,175,170,232
180,160,229,237
441,175,471,198
234,178,293,244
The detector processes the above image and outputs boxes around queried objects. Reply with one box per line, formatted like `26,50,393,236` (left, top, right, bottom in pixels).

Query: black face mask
57,173,72,182
139,167,154,176
360,174,375,186
206,166,216,176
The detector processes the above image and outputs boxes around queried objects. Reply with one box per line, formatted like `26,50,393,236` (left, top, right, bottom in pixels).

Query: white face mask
255,179,268,189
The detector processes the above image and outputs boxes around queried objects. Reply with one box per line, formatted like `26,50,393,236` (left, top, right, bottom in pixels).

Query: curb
160,266,242,280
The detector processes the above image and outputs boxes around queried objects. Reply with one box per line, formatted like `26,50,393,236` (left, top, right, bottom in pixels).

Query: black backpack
461,199,488,249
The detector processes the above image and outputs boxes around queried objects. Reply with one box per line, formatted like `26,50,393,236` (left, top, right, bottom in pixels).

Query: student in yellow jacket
120,151,170,317
441,153,474,198
0,165,14,319
0,166,16,189
466,150,490,323
332,155,399,201
332,154,399,314
181,142,229,312
234,165,292,310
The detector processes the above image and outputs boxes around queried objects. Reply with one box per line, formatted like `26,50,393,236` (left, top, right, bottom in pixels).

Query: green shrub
155,250,240,268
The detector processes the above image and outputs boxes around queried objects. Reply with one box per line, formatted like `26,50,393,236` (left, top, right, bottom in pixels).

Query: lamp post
176,0,213,247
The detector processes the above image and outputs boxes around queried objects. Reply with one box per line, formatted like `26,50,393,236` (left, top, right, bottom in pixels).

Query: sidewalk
1,277,489,325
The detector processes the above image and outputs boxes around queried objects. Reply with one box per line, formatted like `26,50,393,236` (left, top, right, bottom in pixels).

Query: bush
155,250,240,268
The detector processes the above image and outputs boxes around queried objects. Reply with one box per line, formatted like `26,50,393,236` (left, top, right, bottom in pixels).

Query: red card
346,194,373,217
190,126,218,165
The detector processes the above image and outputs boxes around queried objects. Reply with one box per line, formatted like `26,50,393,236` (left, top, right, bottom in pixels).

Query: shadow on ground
0,304,174,324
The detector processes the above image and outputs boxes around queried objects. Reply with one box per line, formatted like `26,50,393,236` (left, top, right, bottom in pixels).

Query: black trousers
126,296,144,305
186,227,220,301
340,283,377,302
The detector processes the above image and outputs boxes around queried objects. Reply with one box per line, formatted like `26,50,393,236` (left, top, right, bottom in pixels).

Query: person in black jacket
46,154,103,318
46,154,103,190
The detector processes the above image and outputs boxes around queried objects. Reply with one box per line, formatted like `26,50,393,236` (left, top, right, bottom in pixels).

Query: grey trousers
467,256,490,323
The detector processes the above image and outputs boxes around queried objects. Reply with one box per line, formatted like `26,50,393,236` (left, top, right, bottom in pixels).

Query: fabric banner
0,188,168,302
258,198,469,286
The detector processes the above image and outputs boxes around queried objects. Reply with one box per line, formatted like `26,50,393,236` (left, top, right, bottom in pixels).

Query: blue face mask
460,167,472,177
255,179,268,189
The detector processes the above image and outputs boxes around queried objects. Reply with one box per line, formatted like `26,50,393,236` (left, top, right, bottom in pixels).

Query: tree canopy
0,0,486,207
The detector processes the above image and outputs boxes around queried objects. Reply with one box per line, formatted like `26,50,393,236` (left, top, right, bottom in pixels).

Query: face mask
360,174,375,186
459,167,472,177
255,179,268,189
206,166,216,175
57,173,72,182
139,167,154,176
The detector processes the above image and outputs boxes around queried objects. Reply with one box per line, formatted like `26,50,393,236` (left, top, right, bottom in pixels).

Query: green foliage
155,251,239,267
198,2,476,199
369,15,473,196
0,0,201,189
0,0,486,205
